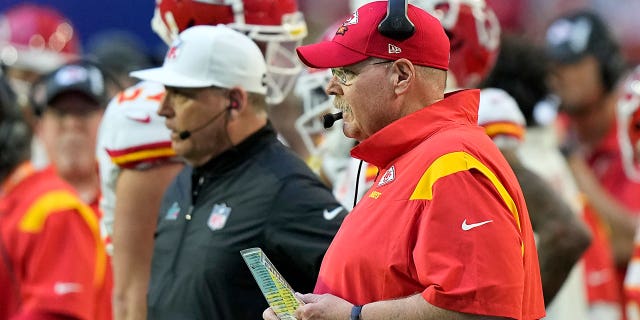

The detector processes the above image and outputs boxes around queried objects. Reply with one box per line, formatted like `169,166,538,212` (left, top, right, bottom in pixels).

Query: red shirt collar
351,89,480,168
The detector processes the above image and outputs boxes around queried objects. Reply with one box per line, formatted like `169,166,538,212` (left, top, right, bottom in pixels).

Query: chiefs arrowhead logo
165,39,183,60
336,25,348,36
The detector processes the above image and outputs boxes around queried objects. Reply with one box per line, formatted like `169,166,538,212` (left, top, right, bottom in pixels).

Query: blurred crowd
1,0,640,319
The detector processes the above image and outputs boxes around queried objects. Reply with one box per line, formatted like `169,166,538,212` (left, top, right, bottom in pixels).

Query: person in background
618,66,640,320
96,80,182,320
482,33,624,319
130,25,346,319
29,61,113,319
0,73,108,320
0,4,81,168
97,1,312,318
31,62,108,211
545,10,640,316
266,2,544,319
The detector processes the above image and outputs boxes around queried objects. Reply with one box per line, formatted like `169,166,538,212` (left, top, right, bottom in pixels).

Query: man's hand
262,293,353,320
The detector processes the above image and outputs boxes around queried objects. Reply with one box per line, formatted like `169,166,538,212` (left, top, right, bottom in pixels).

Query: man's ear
391,58,414,95
228,87,247,112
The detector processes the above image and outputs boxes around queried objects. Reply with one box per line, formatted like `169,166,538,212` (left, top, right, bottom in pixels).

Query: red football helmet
427,0,500,89
0,4,80,73
151,0,308,104
617,65,640,182
350,0,500,89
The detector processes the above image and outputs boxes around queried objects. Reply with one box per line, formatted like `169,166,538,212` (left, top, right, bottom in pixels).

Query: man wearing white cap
265,2,544,319
130,24,346,319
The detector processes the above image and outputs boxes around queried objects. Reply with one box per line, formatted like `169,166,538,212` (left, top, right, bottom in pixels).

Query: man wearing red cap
265,2,545,319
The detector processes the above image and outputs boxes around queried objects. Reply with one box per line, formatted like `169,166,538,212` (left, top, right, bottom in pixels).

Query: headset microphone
323,112,343,129
178,106,233,140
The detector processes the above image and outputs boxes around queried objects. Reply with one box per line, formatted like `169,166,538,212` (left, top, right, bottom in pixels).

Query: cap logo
388,44,402,54
54,65,89,86
547,18,592,54
344,10,359,26
165,39,183,61
336,25,349,36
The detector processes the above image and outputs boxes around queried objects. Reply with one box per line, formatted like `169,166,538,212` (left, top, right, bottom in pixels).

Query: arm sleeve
263,174,347,292
417,170,525,318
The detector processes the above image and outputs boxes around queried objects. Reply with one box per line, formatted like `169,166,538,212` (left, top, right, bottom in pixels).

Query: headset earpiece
229,99,239,110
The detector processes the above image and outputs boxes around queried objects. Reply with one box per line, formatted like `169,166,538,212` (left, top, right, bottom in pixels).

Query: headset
324,0,415,129
378,0,415,40
28,58,125,117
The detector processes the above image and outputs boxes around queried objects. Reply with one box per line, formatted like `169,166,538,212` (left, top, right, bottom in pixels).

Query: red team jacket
314,90,545,319
0,164,110,320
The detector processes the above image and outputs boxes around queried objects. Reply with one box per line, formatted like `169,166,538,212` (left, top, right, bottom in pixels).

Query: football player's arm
564,152,636,267
269,93,310,159
112,163,183,320
503,149,592,305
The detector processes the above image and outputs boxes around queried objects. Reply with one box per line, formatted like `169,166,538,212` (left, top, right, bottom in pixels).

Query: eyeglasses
330,60,392,86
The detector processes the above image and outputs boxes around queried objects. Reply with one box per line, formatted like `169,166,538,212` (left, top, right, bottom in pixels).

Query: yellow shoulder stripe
111,147,176,165
410,151,521,232
20,190,107,287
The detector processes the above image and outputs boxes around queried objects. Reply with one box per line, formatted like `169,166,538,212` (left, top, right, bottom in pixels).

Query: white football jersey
96,81,180,248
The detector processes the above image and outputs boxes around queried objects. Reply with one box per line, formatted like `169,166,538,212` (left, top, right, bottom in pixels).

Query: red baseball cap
296,1,450,70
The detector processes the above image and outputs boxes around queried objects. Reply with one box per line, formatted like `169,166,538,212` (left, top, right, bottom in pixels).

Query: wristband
350,305,363,320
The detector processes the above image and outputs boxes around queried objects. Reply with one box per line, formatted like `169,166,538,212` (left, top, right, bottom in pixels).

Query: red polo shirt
314,90,545,319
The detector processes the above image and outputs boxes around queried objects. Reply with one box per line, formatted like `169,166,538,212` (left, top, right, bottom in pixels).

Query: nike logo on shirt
461,219,493,231
127,114,151,123
126,110,152,124
323,207,343,220
54,282,83,295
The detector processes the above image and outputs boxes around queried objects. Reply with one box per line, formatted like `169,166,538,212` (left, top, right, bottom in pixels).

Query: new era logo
388,44,402,54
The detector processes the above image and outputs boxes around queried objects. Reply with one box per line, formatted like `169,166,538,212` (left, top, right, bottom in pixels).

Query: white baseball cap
130,24,267,94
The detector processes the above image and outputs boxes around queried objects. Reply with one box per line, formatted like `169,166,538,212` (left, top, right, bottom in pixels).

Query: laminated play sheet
240,247,302,320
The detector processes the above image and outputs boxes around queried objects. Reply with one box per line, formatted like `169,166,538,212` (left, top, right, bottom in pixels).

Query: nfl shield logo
208,203,232,231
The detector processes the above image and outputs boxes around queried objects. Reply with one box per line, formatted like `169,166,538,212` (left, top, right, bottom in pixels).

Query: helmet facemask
294,68,336,157
618,67,640,181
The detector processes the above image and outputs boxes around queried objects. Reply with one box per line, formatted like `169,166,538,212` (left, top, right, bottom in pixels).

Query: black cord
353,160,364,209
